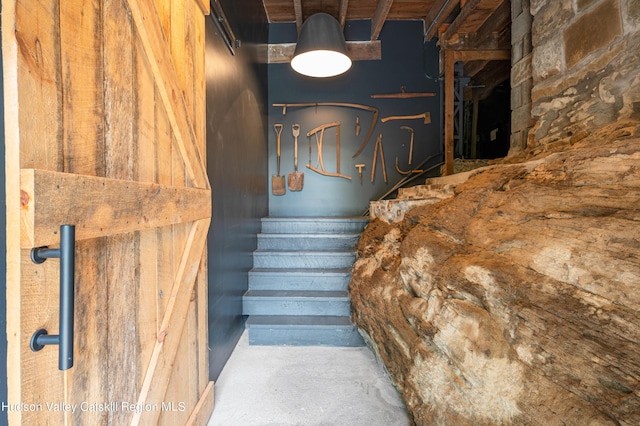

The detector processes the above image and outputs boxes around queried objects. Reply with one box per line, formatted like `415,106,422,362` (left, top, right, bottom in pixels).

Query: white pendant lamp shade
291,13,352,78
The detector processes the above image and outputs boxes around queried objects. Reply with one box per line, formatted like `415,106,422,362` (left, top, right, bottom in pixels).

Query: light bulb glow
291,50,352,78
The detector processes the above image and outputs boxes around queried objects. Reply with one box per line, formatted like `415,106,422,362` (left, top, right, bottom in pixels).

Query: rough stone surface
350,138,640,426
522,0,640,158
531,0,573,46
532,38,563,82
564,0,623,69
511,53,533,88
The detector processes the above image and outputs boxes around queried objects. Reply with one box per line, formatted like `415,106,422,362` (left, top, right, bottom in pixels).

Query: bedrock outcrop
350,138,640,425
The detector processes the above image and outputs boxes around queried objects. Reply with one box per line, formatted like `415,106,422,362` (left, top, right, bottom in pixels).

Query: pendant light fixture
291,13,352,78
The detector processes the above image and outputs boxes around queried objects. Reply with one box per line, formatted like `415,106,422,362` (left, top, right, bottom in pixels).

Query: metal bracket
29,225,76,371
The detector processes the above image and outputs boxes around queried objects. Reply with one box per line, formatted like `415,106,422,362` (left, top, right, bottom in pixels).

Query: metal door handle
29,224,75,371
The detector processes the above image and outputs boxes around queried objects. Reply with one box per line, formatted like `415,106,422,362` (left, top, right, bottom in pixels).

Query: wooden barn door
3,0,213,424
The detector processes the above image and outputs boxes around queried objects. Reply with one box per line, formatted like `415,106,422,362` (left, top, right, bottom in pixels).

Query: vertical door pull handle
29,224,75,371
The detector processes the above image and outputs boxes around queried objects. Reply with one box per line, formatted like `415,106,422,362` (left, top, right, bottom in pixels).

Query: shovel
288,123,304,191
272,123,285,195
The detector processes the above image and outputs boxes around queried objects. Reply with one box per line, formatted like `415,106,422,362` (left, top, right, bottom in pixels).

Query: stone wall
510,0,534,156
350,138,640,425
512,0,640,158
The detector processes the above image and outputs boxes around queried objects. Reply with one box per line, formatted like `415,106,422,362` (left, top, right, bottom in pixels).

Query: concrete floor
207,331,410,426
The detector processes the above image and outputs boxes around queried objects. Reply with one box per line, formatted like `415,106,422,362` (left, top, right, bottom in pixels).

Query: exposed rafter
442,0,485,42
371,0,394,40
262,0,511,93
294,0,303,33
338,0,349,28
424,0,460,41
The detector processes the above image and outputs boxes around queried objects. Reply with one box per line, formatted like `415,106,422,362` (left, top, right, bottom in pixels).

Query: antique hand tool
306,121,351,180
272,124,285,195
272,102,379,158
400,126,415,165
381,112,431,124
355,164,365,185
395,157,424,175
370,133,387,183
288,124,304,191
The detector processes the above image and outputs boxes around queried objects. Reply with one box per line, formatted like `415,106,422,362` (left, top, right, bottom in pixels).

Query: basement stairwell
242,217,369,346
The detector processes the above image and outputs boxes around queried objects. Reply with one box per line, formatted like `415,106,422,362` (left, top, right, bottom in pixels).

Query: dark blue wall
268,20,442,216
206,0,269,380
0,2,8,421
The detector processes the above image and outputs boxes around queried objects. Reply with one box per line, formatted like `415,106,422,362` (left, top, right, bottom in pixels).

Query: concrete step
244,217,366,347
246,315,364,346
242,290,351,316
261,217,369,234
257,232,361,250
248,268,351,291
252,250,356,269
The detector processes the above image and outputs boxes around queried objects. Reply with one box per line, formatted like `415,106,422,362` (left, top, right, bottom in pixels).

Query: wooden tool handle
292,124,300,171
274,124,283,174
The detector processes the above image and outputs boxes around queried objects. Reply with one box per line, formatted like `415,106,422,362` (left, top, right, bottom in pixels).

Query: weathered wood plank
424,0,460,41
338,0,349,28
441,0,480,41
163,39,192,416
371,0,394,40
451,49,510,61
155,0,172,42
126,0,209,189
60,0,105,176
293,0,303,33
194,11,207,161
196,250,209,394
132,218,210,426
20,251,65,425
3,1,27,422
185,381,215,426
183,0,197,129
66,238,109,425
194,0,210,15
159,291,198,425
14,0,62,170
58,1,105,424
193,8,209,394
135,18,160,393
268,40,382,63
20,169,211,247
103,1,140,424
170,0,187,97
444,50,455,175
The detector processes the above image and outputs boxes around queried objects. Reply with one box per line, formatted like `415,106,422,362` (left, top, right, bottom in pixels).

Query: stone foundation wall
513,0,640,158
510,0,534,156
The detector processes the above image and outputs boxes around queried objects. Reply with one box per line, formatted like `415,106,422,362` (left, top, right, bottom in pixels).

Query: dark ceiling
262,0,511,98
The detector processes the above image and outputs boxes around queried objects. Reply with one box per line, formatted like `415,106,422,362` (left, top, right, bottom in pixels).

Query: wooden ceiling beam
293,0,303,33
268,40,382,63
338,0,349,28
424,0,460,41
441,0,480,41
371,0,394,40
475,0,511,40
451,49,510,61
442,0,507,42
464,60,489,78
468,61,510,99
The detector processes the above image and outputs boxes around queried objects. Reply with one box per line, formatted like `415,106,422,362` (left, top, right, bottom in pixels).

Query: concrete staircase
243,217,369,346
